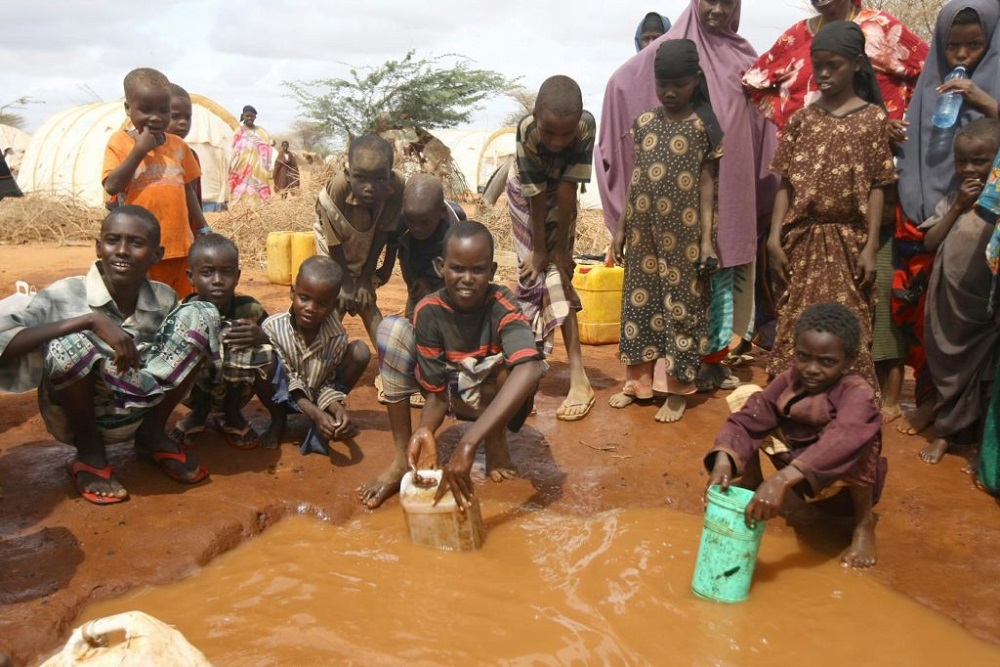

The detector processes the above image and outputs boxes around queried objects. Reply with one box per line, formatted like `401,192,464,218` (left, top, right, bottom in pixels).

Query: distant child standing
165,83,202,208
314,134,404,346
766,22,896,394
507,75,595,421
609,39,723,423
103,68,208,298
706,302,885,568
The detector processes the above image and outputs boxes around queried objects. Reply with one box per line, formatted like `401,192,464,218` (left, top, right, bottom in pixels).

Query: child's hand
355,280,375,311
937,78,997,117
956,176,986,212
549,247,574,282
855,247,877,290
887,118,909,146
698,242,719,277
610,227,626,266
519,250,548,285
705,453,733,503
315,401,351,440
133,126,163,155
223,319,268,349
406,426,439,471
435,440,477,509
90,312,141,373
766,240,790,283
744,475,791,525
338,284,357,313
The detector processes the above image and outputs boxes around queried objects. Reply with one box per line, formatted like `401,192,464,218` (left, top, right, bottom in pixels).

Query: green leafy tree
286,50,517,145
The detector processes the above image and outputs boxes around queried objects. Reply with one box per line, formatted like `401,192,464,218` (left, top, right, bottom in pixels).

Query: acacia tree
867,0,946,42
502,87,537,127
286,51,516,146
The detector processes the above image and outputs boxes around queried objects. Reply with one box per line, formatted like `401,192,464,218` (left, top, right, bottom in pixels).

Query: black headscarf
654,39,724,149
810,21,885,108
242,104,258,115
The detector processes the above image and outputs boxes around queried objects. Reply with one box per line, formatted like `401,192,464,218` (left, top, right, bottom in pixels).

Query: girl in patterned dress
765,21,897,396
610,39,723,423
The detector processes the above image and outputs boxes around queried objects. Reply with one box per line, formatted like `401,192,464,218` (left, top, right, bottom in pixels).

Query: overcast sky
5,0,814,138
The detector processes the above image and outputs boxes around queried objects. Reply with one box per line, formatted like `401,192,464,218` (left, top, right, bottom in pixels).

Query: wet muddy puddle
79,504,1000,666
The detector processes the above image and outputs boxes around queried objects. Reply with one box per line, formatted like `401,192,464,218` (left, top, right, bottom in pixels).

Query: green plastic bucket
691,485,765,603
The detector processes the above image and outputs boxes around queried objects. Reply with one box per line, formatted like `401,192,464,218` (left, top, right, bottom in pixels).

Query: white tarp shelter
17,95,238,207
0,124,30,153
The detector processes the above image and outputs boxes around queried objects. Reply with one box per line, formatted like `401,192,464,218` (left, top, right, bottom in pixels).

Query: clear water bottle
932,66,969,129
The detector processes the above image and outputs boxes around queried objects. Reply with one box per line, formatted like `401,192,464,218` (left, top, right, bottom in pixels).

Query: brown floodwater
77,505,1000,666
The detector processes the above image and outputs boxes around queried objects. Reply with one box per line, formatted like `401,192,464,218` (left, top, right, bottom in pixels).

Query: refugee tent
433,128,516,194
17,95,239,208
0,124,30,154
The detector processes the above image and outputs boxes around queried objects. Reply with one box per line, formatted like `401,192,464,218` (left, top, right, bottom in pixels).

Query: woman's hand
856,246,877,290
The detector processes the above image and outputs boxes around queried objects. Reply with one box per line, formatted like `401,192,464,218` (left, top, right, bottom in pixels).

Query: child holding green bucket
705,302,886,569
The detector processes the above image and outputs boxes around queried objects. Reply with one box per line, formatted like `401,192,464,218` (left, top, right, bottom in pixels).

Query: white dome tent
17,95,239,208
0,124,30,154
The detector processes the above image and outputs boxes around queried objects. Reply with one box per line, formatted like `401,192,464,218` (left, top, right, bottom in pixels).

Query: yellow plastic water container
290,231,317,283
572,264,624,345
400,470,485,551
265,232,293,286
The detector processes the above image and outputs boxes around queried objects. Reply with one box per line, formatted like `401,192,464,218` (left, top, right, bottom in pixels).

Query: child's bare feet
259,414,285,450
358,461,408,508
608,392,635,409
484,430,518,482
881,404,902,425
655,395,686,423
841,512,878,568
919,438,949,464
896,401,934,435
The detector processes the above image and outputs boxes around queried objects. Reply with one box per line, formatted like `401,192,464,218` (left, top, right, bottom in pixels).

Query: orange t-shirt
102,131,201,259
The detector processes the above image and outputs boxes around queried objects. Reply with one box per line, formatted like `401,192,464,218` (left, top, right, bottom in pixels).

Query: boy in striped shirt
360,220,544,508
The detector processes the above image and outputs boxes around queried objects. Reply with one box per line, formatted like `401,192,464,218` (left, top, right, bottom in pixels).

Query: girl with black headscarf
765,21,897,397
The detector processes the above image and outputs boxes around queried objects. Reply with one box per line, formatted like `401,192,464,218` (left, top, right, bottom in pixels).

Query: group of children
4,0,1000,572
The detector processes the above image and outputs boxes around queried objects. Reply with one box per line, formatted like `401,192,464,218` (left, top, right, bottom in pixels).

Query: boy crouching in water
0,206,218,504
705,302,885,568
262,256,370,454
172,233,283,449
359,220,544,508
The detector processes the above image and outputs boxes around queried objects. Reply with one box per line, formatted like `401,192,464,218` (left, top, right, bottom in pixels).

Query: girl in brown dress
766,21,896,396
610,39,723,423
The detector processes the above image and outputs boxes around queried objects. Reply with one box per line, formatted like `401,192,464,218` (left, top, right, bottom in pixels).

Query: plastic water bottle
932,66,968,129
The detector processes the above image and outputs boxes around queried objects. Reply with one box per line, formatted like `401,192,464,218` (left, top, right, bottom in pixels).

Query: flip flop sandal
167,422,206,448
556,395,596,422
215,418,260,450
139,449,209,484
409,392,426,408
67,460,128,505
717,374,742,390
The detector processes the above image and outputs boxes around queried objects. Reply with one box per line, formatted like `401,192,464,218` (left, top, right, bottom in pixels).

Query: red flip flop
140,449,210,484
67,460,128,505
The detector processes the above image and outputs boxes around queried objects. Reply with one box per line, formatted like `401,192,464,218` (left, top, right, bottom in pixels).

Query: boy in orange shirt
103,68,209,298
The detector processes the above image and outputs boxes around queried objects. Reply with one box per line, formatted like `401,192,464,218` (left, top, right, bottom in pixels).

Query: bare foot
358,461,408,509
841,513,878,568
608,392,635,409
896,401,934,435
881,404,902,425
485,431,518,482
556,386,596,421
919,438,949,464
655,395,686,423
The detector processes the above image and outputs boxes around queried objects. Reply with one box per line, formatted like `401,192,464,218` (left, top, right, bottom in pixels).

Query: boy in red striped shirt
360,220,544,508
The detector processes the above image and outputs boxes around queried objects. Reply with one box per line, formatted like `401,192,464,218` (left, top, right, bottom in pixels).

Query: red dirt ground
0,245,998,665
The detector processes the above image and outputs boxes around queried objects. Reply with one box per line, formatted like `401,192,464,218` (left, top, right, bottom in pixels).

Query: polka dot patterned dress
619,107,722,385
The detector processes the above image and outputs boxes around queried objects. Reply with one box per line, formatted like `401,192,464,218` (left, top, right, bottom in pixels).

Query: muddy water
79,505,999,666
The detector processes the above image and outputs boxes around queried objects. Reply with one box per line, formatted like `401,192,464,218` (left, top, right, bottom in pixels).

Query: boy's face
403,200,445,241
536,110,579,153
125,85,171,137
96,213,164,290
945,22,987,71
791,329,851,394
954,135,997,184
347,148,392,208
290,274,339,333
437,234,496,313
187,246,240,312
167,96,192,139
